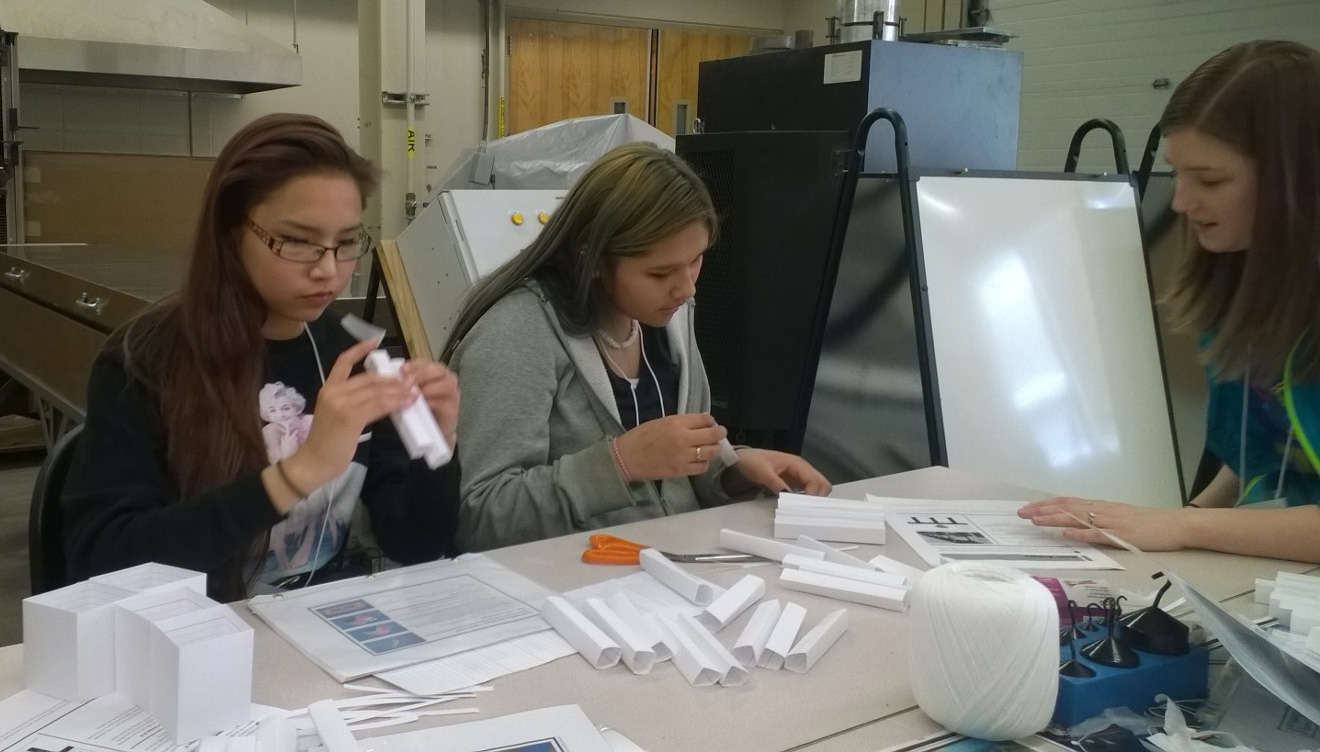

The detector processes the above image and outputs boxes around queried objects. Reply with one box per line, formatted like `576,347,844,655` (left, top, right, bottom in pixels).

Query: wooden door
656,30,755,137
508,18,651,135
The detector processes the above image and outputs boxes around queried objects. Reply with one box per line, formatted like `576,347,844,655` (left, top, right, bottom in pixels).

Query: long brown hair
118,113,376,598
440,142,718,361
1162,40,1320,381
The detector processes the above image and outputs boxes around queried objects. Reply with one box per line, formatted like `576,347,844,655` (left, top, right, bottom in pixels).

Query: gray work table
0,466,1312,750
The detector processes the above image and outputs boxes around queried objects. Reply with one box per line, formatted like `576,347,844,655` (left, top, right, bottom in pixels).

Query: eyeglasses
246,219,372,263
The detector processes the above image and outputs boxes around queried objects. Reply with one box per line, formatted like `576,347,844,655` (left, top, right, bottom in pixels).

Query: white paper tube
675,614,748,687
732,599,782,667
781,555,909,590
697,575,766,633
581,597,656,674
785,608,849,673
868,552,927,583
794,535,881,570
604,591,672,662
655,615,722,687
719,529,825,563
760,602,807,670
540,596,621,669
639,548,718,605
779,568,909,612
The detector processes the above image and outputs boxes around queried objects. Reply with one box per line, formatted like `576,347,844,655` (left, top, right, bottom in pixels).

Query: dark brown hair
119,113,377,599
1163,40,1320,381
440,142,718,361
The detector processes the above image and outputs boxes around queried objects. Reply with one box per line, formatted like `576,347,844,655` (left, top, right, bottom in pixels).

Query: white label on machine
823,51,864,85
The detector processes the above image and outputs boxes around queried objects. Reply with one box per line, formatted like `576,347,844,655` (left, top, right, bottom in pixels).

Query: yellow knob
511,212,525,226
537,211,550,225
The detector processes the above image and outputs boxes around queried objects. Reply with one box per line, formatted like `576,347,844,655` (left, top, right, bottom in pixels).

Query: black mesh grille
686,150,741,419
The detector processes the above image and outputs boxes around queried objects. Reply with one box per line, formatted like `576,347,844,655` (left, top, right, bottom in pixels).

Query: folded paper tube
718,529,826,564
780,568,909,612
541,596,621,669
675,614,749,687
604,592,673,662
697,575,766,633
638,548,720,605
655,615,723,687
781,555,909,590
760,602,807,670
308,699,360,752
91,563,208,596
732,599,782,667
580,597,657,674
256,714,297,752
718,438,740,466
785,608,849,673
774,517,887,545
868,552,927,584
363,351,452,468
794,535,882,570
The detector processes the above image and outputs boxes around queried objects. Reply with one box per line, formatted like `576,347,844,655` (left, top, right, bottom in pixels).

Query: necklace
597,319,640,349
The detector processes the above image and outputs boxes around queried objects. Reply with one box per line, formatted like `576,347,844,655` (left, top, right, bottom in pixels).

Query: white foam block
780,568,909,612
150,605,254,743
760,602,807,670
604,592,672,662
673,614,748,687
785,608,849,673
638,548,719,605
718,528,825,563
23,580,135,701
540,596,620,669
91,563,208,597
794,535,881,570
781,555,909,590
697,575,766,633
867,552,926,583
114,588,219,708
732,599,782,667
775,516,888,545
655,615,723,687
581,597,656,674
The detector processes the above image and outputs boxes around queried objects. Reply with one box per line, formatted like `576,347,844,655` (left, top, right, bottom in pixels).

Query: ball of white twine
908,561,1059,741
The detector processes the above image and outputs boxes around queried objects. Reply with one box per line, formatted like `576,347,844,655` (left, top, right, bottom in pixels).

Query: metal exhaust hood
0,0,301,94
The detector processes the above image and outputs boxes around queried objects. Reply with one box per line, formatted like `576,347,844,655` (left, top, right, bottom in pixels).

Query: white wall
993,0,1320,172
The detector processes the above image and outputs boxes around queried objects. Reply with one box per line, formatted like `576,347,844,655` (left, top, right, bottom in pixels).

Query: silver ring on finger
696,445,703,462
1087,511,1097,526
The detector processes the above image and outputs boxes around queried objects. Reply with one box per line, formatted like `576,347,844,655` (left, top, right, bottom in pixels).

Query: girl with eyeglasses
63,114,461,599
1020,41,1320,563
441,142,829,552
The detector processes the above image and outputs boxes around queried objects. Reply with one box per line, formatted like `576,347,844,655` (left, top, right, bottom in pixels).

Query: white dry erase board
914,175,1182,506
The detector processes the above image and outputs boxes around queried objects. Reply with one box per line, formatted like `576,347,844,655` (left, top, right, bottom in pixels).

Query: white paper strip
256,714,297,752
760,602,807,670
868,552,927,583
794,535,880,570
580,598,656,675
605,591,673,662
638,548,718,605
785,608,849,673
718,529,826,563
655,615,723,687
697,575,766,633
781,555,909,589
308,699,360,752
540,596,620,669
675,614,749,687
732,599,782,667
780,568,909,612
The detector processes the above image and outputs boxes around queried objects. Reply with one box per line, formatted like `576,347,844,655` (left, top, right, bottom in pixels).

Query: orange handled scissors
581,534,763,565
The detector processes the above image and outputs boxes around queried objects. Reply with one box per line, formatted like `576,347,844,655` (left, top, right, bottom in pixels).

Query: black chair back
29,424,82,595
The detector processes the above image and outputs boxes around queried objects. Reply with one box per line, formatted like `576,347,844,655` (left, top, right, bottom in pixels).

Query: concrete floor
0,451,39,646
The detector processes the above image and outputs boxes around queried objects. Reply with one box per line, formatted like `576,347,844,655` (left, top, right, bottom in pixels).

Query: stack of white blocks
23,563,254,743
773,493,887,545
1255,571,1320,658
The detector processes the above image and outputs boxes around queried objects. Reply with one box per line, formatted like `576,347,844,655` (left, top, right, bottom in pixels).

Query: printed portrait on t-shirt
259,381,314,463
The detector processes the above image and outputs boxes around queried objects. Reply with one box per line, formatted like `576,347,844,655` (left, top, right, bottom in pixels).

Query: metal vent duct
0,0,301,94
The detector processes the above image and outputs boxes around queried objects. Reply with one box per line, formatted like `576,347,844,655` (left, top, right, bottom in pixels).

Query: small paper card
638,548,718,605
23,580,135,701
732,599,782,668
780,568,909,612
90,562,207,596
760,602,807,670
781,555,908,590
718,529,825,563
697,575,765,633
785,608,849,673
149,605,254,743
580,598,656,675
540,596,620,669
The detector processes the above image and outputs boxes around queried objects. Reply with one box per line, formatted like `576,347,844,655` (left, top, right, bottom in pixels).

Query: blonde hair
441,142,717,361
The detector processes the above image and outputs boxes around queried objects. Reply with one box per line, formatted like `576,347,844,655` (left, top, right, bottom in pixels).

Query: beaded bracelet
275,459,311,499
609,438,634,484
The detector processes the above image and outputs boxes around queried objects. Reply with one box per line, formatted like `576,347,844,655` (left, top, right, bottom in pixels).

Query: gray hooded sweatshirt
450,282,732,551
